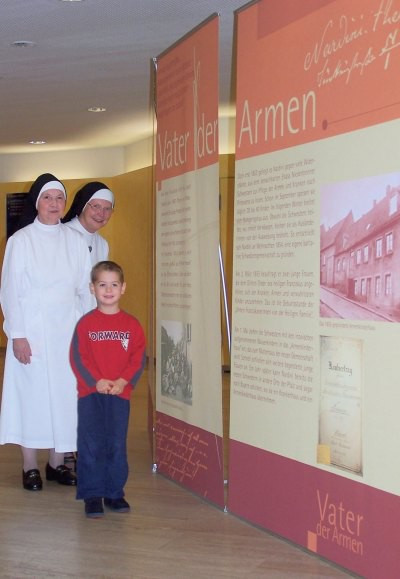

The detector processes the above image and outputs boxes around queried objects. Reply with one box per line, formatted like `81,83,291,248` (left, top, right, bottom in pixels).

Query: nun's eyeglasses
87,202,113,215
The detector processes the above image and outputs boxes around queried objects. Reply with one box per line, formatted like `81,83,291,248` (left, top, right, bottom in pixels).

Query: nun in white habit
61,181,114,470
0,173,93,491
62,181,114,266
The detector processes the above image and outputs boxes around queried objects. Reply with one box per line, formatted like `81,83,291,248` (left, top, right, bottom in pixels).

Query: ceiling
0,0,245,155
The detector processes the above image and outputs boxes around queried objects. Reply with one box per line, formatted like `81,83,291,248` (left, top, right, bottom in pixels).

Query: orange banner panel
236,0,400,159
156,16,219,181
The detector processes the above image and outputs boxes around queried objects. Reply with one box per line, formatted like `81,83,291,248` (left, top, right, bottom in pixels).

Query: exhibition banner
229,0,400,576
155,15,224,507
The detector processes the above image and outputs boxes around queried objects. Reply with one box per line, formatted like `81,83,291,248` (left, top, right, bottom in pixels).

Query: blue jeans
76,393,130,500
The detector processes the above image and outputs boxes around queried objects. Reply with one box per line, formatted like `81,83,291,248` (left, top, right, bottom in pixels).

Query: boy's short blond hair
91,260,124,284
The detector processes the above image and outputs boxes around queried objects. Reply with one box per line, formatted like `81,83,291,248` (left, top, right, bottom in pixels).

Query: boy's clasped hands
96,378,127,396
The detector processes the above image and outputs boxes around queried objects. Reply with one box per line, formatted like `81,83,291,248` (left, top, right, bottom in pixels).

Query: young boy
70,260,146,518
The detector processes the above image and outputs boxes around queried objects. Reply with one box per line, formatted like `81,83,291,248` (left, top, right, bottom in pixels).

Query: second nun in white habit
62,180,114,266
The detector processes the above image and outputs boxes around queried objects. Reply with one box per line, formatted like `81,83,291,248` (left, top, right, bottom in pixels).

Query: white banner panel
155,15,224,506
229,1,400,575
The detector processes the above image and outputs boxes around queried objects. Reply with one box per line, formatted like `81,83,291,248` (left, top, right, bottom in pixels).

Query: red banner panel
229,439,400,578
156,411,224,506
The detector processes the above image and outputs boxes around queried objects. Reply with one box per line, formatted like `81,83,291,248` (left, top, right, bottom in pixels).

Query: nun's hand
12,338,32,365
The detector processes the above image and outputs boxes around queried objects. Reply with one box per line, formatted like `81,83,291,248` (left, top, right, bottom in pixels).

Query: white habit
64,216,109,265
0,219,93,452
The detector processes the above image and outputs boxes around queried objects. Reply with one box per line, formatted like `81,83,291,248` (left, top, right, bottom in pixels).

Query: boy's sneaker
104,497,130,512
84,497,104,519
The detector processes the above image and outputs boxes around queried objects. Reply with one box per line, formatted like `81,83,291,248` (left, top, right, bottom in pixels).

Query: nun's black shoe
45,463,77,486
22,468,43,491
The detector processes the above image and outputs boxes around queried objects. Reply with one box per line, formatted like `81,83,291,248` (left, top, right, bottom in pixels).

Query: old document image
319,336,363,475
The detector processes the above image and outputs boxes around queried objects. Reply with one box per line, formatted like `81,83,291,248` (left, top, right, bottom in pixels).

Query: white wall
0,146,125,182
0,114,235,183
